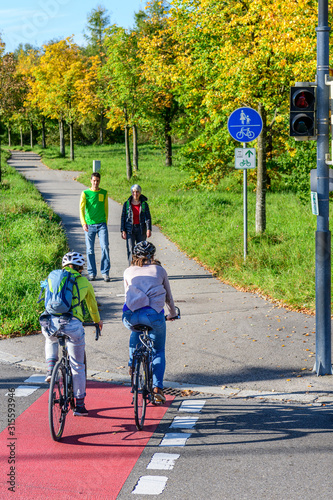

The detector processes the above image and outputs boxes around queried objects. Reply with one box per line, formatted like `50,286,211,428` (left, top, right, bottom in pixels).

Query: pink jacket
123,264,177,315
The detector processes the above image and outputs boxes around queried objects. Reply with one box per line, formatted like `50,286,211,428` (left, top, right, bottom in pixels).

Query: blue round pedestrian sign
227,107,263,142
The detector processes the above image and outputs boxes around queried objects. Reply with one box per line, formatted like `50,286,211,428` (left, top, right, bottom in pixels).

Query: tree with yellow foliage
29,38,86,160
152,0,319,231
102,26,144,179
16,48,44,148
136,0,181,167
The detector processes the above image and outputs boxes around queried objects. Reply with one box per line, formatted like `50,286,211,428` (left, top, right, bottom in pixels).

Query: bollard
93,160,101,172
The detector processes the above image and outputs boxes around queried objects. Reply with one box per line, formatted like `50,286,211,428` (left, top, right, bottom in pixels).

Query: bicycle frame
130,307,181,430
48,322,100,440
58,335,75,412
133,330,154,397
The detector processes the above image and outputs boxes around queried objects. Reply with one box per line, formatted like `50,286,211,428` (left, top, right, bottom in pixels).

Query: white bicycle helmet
62,251,85,268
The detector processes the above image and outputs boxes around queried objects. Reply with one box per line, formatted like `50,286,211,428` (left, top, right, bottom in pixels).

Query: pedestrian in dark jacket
121,184,152,264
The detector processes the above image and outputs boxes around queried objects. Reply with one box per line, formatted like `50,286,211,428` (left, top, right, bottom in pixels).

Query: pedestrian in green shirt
80,172,111,281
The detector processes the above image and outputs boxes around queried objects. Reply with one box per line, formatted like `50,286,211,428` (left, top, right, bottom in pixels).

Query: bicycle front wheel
133,358,148,430
49,361,67,441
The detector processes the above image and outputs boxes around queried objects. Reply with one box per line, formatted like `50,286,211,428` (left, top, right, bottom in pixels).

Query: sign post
228,108,262,260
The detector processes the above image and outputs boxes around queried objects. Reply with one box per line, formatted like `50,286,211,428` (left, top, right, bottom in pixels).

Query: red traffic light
290,86,316,139
292,89,315,110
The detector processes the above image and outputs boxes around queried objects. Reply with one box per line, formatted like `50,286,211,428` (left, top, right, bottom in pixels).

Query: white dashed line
23,374,45,384
132,399,206,494
159,432,192,447
147,453,180,470
169,416,198,429
6,386,39,397
132,476,168,495
179,399,206,413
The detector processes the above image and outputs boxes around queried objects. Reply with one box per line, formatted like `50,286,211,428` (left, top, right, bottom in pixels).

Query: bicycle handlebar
165,306,181,321
82,322,101,341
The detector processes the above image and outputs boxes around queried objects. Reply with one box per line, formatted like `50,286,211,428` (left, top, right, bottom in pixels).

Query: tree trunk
165,110,172,167
125,124,132,180
42,117,46,149
99,111,104,145
256,103,267,234
20,127,23,147
30,122,33,148
8,127,11,147
59,119,65,157
133,124,138,171
69,122,74,161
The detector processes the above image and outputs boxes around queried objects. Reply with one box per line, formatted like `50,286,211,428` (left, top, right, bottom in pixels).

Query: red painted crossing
0,381,174,499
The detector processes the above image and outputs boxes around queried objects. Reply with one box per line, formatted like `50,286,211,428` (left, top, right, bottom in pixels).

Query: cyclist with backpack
122,241,177,404
39,251,103,416
121,184,152,265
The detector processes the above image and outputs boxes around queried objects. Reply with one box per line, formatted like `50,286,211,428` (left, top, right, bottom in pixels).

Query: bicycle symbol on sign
236,127,256,140
240,159,251,167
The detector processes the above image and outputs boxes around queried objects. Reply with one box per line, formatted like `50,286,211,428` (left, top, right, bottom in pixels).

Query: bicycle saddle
131,323,153,332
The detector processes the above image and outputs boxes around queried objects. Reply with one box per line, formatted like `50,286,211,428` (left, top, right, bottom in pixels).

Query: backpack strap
70,275,88,318
70,275,81,309
37,279,48,304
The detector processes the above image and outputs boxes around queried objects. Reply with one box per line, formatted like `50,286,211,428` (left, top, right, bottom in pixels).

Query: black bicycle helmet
133,241,156,259
62,251,85,267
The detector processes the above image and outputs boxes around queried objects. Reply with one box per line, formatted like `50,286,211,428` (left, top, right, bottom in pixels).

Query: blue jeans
126,225,146,265
85,222,110,276
41,317,86,399
122,307,166,389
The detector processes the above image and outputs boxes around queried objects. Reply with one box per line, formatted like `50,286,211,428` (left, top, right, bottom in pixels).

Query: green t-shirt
80,188,108,225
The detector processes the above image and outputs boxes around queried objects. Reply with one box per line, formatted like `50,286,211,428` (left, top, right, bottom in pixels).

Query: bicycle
130,307,181,430
48,318,100,441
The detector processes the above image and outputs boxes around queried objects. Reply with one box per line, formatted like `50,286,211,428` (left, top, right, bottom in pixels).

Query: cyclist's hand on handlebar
166,307,180,321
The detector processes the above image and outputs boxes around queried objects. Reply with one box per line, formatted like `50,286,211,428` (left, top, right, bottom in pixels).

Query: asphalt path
2,150,333,403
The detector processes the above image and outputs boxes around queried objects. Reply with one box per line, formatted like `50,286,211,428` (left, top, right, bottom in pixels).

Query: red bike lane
0,381,173,499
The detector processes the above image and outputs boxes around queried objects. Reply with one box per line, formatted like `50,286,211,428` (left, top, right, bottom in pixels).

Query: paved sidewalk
1,150,333,405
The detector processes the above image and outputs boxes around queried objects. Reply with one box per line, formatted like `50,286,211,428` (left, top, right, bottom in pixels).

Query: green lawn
0,153,68,335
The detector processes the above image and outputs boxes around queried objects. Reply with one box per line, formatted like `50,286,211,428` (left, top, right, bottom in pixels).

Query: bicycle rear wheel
133,358,148,430
49,360,67,441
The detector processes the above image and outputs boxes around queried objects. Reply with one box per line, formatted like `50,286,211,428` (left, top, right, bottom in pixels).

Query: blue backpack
38,269,81,315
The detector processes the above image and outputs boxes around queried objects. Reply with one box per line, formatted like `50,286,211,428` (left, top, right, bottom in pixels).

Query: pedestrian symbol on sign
240,110,251,125
228,107,263,142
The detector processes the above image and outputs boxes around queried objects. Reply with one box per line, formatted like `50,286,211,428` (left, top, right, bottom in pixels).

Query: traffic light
290,85,316,140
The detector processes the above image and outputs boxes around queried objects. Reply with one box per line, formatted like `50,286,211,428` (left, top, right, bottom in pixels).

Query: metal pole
314,0,332,375
243,142,247,260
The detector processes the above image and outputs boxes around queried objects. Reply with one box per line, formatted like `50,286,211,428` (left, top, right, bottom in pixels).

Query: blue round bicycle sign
227,107,263,142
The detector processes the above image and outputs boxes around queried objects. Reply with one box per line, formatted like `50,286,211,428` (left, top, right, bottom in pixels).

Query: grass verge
0,151,68,336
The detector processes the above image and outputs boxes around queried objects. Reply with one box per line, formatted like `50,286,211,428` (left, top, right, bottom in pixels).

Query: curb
1,352,332,407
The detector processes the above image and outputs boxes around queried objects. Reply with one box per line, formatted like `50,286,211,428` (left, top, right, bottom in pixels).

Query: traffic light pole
314,0,332,375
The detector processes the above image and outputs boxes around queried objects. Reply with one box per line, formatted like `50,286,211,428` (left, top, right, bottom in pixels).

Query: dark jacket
120,194,152,235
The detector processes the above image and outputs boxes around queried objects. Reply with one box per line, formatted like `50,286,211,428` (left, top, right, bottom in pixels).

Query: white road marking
159,433,192,447
170,416,198,429
6,386,39,397
132,476,168,495
179,399,206,413
147,453,180,470
24,374,45,384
